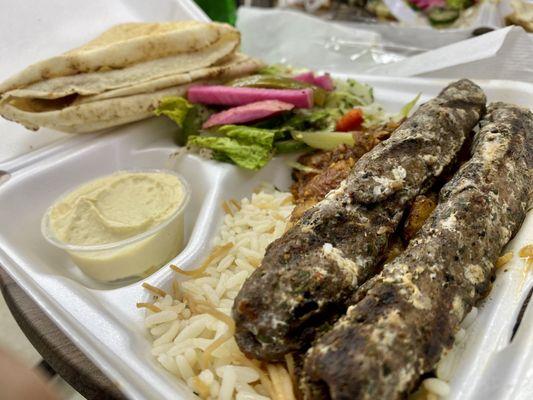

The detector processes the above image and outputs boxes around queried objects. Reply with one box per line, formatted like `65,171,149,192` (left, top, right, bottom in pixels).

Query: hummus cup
41,169,190,283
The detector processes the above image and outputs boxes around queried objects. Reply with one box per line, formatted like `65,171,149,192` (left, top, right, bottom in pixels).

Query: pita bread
0,21,237,93
5,27,239,100
0,21,263,133
0,54,263,133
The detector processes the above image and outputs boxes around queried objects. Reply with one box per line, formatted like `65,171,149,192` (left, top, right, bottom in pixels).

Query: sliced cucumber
428,8,460,25
292,131,354,150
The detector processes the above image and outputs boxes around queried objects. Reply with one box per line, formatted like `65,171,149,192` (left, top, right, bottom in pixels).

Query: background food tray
0,75,531,400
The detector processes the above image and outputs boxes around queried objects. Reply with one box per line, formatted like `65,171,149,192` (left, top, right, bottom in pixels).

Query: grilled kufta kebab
233,79,486,361
302,102,533,400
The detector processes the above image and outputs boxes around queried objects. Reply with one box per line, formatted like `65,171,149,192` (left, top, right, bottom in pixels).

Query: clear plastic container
41,169,190,283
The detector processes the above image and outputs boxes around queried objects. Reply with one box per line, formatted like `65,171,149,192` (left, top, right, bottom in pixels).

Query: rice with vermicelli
141,185,481,400
140,187,295,400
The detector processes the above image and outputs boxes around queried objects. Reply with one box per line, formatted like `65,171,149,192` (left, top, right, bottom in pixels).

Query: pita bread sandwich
0,21,263,133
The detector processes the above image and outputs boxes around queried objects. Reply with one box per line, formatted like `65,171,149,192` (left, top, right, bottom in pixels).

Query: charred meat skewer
302,102,532,400
233,79,486,361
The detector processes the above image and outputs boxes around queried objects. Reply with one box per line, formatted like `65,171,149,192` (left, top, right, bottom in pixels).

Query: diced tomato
336,108,364,132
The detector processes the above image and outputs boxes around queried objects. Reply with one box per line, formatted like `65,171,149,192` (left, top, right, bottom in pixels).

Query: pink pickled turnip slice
314,74,334,91
293,71,315,85
293,72,334,91
187,86,313,108
202,100,294,129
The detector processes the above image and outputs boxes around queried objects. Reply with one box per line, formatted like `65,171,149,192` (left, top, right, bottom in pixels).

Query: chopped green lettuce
283,108,338,132
155,97,193,127
188,136,271,170
217,125,276,147
155,97,208,145
187,125,276,170
326,79,374,111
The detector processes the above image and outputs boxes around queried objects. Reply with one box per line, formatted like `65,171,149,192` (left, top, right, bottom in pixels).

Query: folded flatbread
0,21,263,133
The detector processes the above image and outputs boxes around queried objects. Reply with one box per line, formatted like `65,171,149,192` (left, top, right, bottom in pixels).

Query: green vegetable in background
283,108,339,132
187,125,277,170
193,0,236,25
155,97,209,146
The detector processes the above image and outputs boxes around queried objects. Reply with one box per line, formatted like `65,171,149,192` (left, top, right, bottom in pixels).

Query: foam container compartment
0,75,531,400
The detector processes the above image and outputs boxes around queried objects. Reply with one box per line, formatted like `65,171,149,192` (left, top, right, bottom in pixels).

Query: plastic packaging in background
237,7,533,82
237,6,414,73
368,26,533,81
236,6,474,72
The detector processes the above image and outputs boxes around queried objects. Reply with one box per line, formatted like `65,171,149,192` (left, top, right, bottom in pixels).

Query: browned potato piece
402,193,438,242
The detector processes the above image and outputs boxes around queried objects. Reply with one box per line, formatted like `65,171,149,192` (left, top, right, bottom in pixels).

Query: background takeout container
0,1,532,400
41,169,190,283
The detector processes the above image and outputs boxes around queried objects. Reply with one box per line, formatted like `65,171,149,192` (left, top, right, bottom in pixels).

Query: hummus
44,170,189,283
50,171,185,246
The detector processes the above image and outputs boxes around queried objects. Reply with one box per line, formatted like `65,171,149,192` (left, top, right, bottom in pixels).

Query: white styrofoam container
0,75,531,400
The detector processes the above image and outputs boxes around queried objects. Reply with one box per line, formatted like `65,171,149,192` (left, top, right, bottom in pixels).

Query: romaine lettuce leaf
187,125,277,170
217,125,276,147
155,97,193,127
155,97,208,145
187,136,271,170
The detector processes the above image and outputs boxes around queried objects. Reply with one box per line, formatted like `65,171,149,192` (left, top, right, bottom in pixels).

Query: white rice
423,378,450,397
417,306,479,399
143,187,295,399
